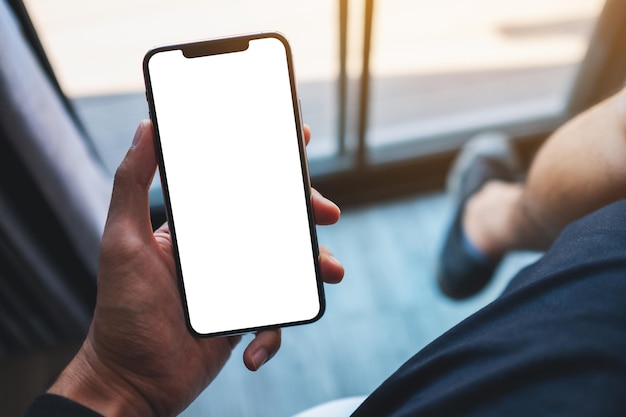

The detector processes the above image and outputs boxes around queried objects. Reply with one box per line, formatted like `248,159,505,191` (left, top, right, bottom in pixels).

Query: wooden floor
178,191,540,417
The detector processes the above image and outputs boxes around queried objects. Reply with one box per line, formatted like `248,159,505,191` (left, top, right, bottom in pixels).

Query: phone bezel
143,32,324,338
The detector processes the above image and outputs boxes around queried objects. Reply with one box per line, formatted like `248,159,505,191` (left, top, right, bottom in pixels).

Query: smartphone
143,33,324,337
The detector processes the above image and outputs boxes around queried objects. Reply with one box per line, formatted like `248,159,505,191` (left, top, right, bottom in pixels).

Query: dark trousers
354,200,626,416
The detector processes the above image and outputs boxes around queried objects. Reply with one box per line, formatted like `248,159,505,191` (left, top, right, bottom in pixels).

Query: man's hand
48,120,344,417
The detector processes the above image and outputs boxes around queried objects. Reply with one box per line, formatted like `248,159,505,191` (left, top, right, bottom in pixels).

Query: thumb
105,120,157,237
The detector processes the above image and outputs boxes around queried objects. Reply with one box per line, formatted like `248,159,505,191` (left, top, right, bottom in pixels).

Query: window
23,0,609,200
368,0,604,154
22,0,339,174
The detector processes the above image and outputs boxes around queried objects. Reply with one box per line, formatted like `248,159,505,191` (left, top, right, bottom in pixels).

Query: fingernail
132,121,145,148
315,192,341,214
251,348,269,370
323,195,341,213
321,249,339,265
329,253,342,267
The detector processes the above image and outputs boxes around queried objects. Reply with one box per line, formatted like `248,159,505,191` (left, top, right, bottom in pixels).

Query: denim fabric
354,200,626,417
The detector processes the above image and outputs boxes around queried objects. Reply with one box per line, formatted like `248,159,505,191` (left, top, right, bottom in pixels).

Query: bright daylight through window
23,0,604,173
368,0,604,151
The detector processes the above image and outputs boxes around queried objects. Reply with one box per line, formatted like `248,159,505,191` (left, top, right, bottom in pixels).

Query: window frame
14,0,626,210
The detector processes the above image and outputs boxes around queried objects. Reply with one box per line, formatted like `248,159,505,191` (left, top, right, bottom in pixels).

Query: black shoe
437,133,520,299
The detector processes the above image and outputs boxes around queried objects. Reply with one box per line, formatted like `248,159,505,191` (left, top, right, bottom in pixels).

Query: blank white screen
147,36,321,335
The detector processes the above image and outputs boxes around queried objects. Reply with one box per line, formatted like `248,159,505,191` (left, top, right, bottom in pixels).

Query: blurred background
24,0,603,175
3,0,625,415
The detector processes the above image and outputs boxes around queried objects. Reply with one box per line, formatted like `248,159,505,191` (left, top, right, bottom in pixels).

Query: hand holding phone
143,33,324,337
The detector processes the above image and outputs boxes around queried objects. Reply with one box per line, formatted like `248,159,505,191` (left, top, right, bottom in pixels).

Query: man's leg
355,200,626,416
439,87,626,298
466,86,626,258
